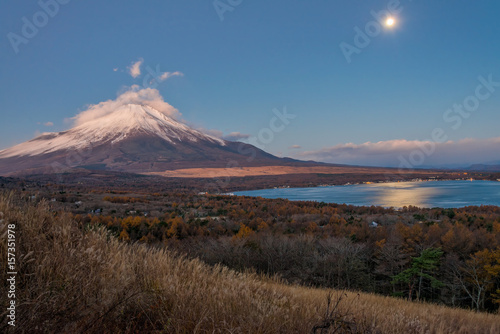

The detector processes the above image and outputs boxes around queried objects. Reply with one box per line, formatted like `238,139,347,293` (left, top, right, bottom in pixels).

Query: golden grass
1,192,499,333
145,165,439,178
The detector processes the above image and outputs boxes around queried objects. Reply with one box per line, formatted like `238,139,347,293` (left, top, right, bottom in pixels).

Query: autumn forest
9,175,500,314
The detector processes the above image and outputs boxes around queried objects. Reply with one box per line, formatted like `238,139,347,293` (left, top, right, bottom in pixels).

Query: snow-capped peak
0,104,226,158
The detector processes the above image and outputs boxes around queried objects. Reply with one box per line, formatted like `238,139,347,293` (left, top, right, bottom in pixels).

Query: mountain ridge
0,104,225,158
0,104,305,175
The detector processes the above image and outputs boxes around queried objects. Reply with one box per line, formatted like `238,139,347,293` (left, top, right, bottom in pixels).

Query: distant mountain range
466,164,500,172
0,104,303,176
416,163,500,172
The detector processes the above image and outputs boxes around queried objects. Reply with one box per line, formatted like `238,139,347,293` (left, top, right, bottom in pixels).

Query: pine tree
392,247,444,301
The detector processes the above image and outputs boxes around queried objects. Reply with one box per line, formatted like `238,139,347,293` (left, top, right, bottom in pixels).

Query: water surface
234,180,500,208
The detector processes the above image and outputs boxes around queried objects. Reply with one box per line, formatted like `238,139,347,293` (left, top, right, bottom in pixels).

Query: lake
234,180,500,208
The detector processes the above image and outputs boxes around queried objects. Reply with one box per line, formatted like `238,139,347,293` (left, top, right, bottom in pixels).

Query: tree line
73,194,500,312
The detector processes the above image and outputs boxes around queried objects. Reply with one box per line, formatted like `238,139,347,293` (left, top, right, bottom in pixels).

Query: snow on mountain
0,104,225,158
0,103,295,176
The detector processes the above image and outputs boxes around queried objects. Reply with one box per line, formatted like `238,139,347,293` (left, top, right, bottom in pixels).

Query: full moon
386,17,395,27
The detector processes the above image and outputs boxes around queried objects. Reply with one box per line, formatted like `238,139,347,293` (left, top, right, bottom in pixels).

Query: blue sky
1,0,499,167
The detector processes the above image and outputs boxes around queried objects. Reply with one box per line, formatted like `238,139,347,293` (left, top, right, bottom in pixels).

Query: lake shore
234,180,500,209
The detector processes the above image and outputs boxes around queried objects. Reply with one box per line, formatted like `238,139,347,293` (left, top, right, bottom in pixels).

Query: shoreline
232,179,500,210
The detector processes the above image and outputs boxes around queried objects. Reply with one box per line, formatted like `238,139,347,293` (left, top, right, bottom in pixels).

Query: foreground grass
0,193,499,333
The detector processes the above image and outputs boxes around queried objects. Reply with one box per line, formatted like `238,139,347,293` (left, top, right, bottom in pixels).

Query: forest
2,175,500,313
64,191,500,313
3,191,500,333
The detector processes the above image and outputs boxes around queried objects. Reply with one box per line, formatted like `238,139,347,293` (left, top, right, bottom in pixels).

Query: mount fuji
0,104,294,175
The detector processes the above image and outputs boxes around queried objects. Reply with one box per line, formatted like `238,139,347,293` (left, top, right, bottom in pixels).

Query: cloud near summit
128,58,143,78
72,85,181,126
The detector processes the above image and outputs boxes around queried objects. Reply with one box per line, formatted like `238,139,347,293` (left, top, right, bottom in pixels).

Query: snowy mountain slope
0,104,225,158
0,104,291,175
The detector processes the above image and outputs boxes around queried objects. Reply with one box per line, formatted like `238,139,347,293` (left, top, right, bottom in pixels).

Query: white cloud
223,132,250,141
72,85,181,126
297,138,500,168
289,144,301,149
43,122,54,127
113,68,118,72
128,58,143,78
158,71,184,82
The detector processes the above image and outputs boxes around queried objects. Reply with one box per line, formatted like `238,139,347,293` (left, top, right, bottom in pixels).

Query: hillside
0,104,295,176
1,193,499,333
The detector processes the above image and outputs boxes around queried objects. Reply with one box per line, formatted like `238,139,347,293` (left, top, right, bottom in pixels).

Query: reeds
1,193,498,333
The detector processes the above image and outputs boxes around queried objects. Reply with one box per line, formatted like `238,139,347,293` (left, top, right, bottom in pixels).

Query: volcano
0,104,294,175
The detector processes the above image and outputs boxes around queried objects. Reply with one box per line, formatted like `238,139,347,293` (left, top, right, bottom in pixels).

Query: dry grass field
1,192,499,333
146,165,447,178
